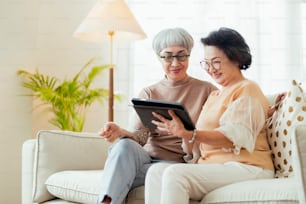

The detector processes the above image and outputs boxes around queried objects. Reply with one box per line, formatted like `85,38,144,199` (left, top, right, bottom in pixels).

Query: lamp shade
73,0,146,42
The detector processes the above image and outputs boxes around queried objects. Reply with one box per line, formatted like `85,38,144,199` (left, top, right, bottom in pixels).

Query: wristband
188,129,197,143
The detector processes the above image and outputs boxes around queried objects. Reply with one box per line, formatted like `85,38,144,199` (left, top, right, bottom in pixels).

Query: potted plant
17,58,121,132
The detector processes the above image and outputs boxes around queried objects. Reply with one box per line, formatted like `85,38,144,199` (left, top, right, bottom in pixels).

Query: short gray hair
152,27,194,55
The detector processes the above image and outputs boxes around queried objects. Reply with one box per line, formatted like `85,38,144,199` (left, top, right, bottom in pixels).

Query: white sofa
22,125,306,204
22,91,306,204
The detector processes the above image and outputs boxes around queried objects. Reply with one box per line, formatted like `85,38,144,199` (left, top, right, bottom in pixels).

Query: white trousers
145,162,274,204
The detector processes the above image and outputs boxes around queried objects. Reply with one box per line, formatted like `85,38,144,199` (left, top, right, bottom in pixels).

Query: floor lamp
73,0,146,121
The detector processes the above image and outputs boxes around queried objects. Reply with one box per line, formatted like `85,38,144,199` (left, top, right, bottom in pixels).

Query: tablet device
131,98,195,130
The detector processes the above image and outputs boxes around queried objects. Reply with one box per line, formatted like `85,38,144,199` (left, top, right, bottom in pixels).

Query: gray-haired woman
97,27,217,204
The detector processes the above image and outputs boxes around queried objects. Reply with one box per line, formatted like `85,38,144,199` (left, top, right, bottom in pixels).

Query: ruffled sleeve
215,96,265,154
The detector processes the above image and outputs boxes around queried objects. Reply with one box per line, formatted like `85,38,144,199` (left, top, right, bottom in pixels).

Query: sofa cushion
46,170,102,204
45,170,146,204
127,186,145,204
203,178,298,203
32,130,110,203
45,172,299,204
267,80,306,178
42,199,76,204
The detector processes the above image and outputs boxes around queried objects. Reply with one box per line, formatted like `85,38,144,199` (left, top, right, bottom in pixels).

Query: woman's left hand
152,110,187,138
267,92,286,117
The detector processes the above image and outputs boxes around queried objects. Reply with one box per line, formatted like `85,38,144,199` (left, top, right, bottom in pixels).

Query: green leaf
17,58,122,132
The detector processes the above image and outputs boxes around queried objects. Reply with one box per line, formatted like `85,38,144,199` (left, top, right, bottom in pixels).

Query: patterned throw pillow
267,80,306,178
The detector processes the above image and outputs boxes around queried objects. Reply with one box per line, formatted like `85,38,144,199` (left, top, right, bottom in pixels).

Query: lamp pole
108,30,114,121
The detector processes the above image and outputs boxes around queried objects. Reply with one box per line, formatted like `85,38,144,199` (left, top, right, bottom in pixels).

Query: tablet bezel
131,98,195,130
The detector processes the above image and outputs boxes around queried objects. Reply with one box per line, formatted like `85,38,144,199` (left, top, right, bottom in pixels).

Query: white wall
0,0,133,203
1,0,305,203
0,1,37,202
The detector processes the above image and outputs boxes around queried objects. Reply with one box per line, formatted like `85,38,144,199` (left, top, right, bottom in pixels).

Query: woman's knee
146,163,171,181
164,164,184,176
162,164,187,185
108,138,150,165
110,138,139,153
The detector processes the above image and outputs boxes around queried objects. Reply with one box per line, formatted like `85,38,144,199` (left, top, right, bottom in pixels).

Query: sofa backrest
292,125,306,204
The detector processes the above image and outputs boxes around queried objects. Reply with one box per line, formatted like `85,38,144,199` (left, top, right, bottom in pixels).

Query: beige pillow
32,130,110,203
267,80,306,178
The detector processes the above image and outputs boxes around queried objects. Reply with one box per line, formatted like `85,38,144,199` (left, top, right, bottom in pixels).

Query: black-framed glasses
160,54,190,63
200,59,221,71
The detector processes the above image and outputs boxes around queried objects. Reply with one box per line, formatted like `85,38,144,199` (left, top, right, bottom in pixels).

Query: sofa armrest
22,139,36,204
292,124,306,204
24,130,111,203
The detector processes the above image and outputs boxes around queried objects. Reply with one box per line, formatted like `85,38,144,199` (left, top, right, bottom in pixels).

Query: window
126,0,306,96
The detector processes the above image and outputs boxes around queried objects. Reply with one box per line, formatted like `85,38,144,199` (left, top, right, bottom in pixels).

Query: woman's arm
152,95,266,155
190,129,233,147
152,110,233,148
99,122,150,145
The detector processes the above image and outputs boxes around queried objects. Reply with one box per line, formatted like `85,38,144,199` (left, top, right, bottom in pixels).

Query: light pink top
196,80,274,170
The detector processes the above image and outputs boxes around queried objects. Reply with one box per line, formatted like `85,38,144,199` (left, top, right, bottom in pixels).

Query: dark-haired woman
145,27,274,204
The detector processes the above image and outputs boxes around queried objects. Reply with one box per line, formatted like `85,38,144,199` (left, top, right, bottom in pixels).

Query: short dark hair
201,27,252,70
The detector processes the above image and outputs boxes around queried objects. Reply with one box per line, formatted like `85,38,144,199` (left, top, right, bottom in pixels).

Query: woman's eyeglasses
160,54,190,63
200,59,221,71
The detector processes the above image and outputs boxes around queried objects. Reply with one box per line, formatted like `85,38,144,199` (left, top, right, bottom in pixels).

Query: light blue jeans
96,138,170,204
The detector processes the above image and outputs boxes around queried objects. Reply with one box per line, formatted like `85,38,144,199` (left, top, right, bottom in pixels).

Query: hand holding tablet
131,98,195,130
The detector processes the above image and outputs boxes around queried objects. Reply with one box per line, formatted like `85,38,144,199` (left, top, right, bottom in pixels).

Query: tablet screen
131,98,195,130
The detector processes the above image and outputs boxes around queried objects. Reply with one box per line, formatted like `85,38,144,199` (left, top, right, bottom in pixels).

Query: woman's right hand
98,122,122,143
152,110,189,139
